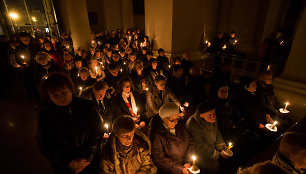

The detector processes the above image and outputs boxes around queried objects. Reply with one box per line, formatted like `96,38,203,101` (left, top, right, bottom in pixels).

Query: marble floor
0,82,52,174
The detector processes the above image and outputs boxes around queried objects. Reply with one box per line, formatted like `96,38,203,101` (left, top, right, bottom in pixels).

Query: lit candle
123,62,126,65
79,86,83,96
273,121,278,129
145,88,149,91
134,107,138,116
222,44,227,50
208,42,211,47
284,102,289,111
192,155,196,171
267,65,271,71
21,55,25,63
226,142,233,154
95,66,98,73
205,40,208,44
234,40,238,44
104,123,109,134
120,69,123,72
168,65,171,68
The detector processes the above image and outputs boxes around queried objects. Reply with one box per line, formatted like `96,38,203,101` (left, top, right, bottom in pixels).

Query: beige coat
99,130,157,174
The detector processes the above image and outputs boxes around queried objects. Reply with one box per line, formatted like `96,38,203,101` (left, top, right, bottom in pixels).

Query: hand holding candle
279,102,290,113
226,142,233,154
104,123,109,134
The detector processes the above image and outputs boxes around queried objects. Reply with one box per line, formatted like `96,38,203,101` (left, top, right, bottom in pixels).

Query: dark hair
158,48,164,54
108,63,119,70
240,76,256,88
39,72,74,99
173,56,182,63
117,77,133,94
147,51,153,56
155,75,167,83
172,65,183,72
197,101,215,115
93,80,108,91
112,116,136,135
149,58,157,66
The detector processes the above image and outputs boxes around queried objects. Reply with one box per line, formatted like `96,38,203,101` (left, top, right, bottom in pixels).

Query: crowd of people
1,28,305,174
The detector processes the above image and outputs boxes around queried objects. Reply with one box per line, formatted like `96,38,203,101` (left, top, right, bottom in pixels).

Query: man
156,48,169,72
186,101,228,173
80,80,112,123
150,103,195,174
272,132,306,174
37,73,102,173
99,116,157,174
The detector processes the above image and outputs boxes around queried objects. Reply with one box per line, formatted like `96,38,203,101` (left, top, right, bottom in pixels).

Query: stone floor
0,82,52,174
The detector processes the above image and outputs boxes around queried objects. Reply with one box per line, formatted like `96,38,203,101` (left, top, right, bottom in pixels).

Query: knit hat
197,101,215,114
159,102,179,119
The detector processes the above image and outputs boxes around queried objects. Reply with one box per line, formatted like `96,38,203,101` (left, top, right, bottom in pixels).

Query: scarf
122,92,137,117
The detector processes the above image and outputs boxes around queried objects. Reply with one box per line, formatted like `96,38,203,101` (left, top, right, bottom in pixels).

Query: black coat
233,89,267,130
109,92,146,123
80,88,112,124
37,97,102,173
149,115,195,174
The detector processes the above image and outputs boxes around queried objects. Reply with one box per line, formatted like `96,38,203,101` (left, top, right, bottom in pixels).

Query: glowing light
31,17,37,22
9,12,18,20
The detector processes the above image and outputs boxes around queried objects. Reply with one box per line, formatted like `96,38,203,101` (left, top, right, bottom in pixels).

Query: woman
146,58,162,90
145,75,180,122
88,58,105,80
43,40,63,67
99,116,157,174
62,50,75,74
110,77,146,129
149,103,195,174
131,60,147,93
37,73,102,174
186,101,228,173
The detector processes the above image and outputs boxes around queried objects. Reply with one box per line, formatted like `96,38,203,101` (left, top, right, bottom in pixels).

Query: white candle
104,123,109,134
192,155,196,171
226,142,233,153
267,65,271,71
284,102,289,111
79,86,83,96
134,107,138,115
95,66,98,73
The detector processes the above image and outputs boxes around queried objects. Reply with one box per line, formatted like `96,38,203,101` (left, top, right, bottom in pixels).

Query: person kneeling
149,102,195,174
99,116,157,174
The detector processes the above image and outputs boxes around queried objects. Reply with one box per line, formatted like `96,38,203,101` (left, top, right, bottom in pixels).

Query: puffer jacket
145,86,180,122
99,130,157,174
149,115,195,174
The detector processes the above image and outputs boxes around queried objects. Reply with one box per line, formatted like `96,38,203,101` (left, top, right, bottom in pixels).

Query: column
273,7,306,121
122,0,134,32
145,0,204,59
54,0,91,50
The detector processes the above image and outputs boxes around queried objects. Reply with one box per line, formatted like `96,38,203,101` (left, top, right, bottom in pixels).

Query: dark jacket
149,115,195,174
110,92,146,123
257,84,281,116
80,87,112,123
186,115,226,173
233,88,267,130
272,152,301,174
37,97,102,173
156,55,169,72
145,86,180,121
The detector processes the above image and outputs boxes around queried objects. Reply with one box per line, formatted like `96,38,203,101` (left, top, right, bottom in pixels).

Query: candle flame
79,87,82,90
145,88,149,91
192,155,196,161
104,123,109,129
274,121,278,125
285,102,289,105
229,142,232,146
21,55,25,59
